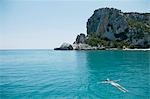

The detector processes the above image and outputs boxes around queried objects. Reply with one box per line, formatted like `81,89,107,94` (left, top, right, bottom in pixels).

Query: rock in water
54,43,73,50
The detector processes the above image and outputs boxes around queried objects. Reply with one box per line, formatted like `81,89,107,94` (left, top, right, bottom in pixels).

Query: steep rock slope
86,8,150,48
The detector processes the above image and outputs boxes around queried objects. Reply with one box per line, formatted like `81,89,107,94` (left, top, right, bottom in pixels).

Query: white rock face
60,43,71,48
54,43,73,50
73,44,93,50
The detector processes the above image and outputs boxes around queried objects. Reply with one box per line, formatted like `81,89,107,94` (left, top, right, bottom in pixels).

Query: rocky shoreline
54,8,150,50
54,42,150,50
54,43,105,50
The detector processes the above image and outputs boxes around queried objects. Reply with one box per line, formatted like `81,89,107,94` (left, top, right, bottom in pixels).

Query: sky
0,0,150,49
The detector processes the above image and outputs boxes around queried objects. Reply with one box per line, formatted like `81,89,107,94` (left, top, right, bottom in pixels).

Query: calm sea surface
0,50,149,99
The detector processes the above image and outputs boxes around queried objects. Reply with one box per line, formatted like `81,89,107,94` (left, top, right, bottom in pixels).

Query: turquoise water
0,50,149,99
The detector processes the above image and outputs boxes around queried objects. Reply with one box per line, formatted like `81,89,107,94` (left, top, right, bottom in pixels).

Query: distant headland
54,8,150,50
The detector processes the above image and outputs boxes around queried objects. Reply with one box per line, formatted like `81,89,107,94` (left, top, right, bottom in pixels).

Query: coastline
54,47,150,51
123,48,150,51
54,43,150,51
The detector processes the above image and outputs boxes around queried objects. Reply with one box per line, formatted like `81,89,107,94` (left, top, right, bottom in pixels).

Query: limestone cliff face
87,8,150,48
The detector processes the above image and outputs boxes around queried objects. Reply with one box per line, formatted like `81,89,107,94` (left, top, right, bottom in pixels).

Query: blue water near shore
0,50,149,99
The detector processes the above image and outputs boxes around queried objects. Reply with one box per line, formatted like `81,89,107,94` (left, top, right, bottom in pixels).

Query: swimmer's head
106,78,110,81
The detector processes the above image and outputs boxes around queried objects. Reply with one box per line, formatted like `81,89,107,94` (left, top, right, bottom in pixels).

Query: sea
0,50,149,99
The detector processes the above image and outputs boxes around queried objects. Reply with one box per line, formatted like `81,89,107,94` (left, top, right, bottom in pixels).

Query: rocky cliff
55,8,150,50
74,33,86,44
86,8,150,48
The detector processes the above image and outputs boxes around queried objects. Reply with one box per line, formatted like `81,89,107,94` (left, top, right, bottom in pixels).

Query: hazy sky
0,0,150,49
